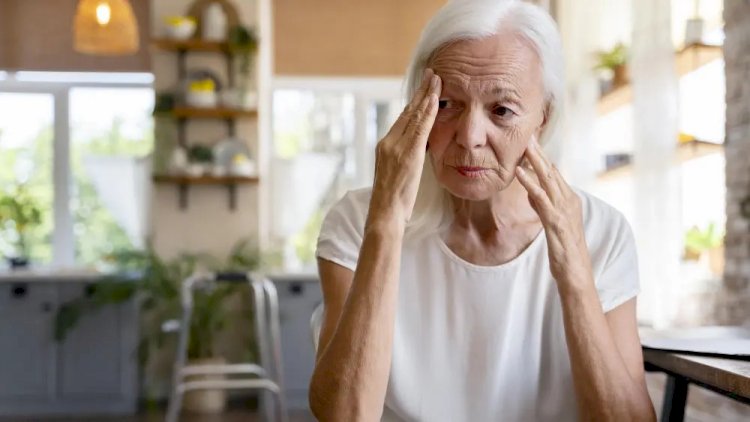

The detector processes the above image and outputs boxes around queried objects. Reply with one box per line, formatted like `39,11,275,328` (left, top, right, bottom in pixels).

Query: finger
405,87,439,148
533,137,572,196
515,165,553,217
389,68,435,136
524,137,561,200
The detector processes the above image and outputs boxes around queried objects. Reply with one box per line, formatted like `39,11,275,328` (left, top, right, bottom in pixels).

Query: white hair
403,0,566,240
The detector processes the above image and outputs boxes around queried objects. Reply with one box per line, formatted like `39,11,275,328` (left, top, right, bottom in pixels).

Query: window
69,87,153,266
0,93,55,263
0,72,153,268
270,78,402,270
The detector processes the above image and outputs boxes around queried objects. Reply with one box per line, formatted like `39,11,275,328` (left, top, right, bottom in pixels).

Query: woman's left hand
515,136,593,291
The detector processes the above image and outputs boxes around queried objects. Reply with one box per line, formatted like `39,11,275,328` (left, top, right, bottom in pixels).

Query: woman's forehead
428,33,542,95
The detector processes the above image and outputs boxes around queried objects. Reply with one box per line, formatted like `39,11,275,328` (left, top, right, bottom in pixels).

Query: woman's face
427,31,548,201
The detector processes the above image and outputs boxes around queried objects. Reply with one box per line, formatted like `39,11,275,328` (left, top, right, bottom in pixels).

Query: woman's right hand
368,68,442,227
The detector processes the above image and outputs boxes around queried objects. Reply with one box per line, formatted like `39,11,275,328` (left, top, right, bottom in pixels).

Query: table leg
662,375,689,422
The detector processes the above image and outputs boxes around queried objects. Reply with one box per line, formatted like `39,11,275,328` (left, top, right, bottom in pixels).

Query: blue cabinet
272,275,322,411
0,281,138,417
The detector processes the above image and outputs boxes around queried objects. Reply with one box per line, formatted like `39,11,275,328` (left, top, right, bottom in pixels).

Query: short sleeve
315,189,370,272
595,212,641,313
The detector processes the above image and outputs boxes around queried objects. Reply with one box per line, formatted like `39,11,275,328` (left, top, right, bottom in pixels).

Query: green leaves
53,238,268,364
0,183,43,257
228,25,258,55
684,222,724,255
594,42,629,71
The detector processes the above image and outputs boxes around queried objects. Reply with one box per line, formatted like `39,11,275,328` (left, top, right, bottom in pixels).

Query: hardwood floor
2,378,748,422
0,409,315,422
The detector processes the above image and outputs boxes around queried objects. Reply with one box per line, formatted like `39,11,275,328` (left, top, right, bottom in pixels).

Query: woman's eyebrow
440,80,527,112
488,86,525,111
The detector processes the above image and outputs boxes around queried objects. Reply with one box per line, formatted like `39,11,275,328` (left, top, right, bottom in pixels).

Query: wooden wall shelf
168,107,258,119
152,38,229,52
597,139,723,182
152,31,260,211
598,43,723,115
153,175,259,210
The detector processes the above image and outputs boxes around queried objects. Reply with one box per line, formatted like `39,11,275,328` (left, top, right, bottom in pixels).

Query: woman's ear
534,102,551,142
541,101,551,131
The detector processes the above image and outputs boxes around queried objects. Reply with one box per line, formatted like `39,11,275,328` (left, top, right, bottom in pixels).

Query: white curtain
556,0,601,188
83,155,152,249
631,0,682,328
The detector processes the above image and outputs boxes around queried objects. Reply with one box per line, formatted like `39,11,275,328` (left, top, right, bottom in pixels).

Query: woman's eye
438,100,449,109
493,106,513,117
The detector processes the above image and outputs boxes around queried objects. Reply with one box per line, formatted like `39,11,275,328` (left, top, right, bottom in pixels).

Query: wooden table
643,348,750,421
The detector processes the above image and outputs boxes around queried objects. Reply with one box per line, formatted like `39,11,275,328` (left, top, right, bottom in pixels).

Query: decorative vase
202,3,227,41
182,357,228,413
169,147,188,174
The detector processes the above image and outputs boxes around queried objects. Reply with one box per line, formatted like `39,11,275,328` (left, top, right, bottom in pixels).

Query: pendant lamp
74,0,139,55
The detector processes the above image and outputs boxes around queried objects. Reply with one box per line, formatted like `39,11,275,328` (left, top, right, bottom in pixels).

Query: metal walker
165,272,288,422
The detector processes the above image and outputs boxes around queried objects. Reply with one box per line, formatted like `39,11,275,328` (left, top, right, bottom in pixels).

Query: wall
273,0,447,76
720,0,750,325
0,0,151,72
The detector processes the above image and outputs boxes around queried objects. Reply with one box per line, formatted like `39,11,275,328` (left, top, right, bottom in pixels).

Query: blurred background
0,0,747,421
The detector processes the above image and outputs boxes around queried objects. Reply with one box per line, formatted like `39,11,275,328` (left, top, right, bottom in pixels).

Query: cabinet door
0,283,56,400
273,278,322,409
57,284,137,401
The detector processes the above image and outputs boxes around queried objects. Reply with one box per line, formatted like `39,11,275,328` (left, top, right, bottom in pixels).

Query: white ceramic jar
202,3,227,41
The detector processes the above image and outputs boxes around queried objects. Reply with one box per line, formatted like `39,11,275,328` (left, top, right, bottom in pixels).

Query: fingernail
516,166,525,175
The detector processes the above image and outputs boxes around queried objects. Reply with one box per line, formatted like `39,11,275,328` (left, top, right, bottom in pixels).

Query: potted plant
594,42,629,92
54,239,270,413
222,25,259,110
187,145,214,177
683,222,725,276
0,184,42,268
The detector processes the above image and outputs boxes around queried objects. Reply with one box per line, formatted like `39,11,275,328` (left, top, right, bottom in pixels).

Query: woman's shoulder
573,187,630,235
326,186,373,224
315,187,373,271
572,188,640,311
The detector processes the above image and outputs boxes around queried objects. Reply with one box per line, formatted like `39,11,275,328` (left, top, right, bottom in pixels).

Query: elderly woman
309,1,655,421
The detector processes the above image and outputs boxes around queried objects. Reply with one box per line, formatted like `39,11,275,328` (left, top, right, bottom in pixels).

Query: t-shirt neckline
434,227,546,272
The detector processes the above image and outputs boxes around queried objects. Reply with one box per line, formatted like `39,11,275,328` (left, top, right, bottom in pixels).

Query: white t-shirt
316,187,640,422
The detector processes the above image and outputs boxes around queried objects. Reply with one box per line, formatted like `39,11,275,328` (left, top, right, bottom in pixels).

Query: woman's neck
450,177,539,235
444,177,543,266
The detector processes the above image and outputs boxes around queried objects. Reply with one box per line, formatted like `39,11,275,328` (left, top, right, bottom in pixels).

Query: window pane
0,93,55,264
271,90,356,267
69,87,153,266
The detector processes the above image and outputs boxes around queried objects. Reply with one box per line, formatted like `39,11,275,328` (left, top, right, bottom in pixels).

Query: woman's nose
453,108,487,150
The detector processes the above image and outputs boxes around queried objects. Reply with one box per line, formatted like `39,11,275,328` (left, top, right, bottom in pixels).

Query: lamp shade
74,0,139,55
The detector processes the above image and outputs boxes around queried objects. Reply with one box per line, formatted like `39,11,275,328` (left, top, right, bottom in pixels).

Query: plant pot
7,256,29,269
612,64,629,88
182,357,228,414
707,246,724,277
683,247,701,261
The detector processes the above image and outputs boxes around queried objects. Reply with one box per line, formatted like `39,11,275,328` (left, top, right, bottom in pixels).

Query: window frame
0,72,153,267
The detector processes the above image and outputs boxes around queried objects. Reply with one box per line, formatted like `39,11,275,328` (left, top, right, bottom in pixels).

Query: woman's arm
310,220,404,421
558,285,655,421
515,137,655,421
309,69,442,422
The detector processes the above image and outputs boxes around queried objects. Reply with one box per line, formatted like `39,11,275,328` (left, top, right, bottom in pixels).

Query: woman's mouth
454,166,490,178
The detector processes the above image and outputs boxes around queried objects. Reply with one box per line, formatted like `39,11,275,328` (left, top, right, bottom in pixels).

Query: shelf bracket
228,183,237,211
178,184,189,210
